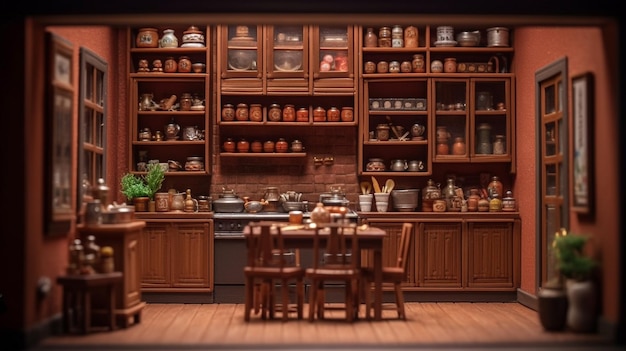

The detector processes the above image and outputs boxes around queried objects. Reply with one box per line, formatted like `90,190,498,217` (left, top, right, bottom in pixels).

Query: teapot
408,160,425,172
139,93,157,111
390,159,408,172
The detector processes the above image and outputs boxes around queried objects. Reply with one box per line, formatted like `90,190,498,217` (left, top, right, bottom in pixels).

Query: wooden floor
34,302,617,350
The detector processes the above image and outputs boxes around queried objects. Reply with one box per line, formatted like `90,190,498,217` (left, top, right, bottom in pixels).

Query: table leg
108,284,116,330
374,249,382,321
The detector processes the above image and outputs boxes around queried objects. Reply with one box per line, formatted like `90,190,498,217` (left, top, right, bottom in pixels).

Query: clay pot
251,140,263,153
136,28,159,48
223,138,236,152
237,139,250,153
263,140,275,153
313,107,326,122
275,138,288,153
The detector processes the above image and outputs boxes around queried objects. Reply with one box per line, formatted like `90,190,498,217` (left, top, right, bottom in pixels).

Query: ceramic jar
411,123,425,140
154,192,169,212
275,138,288,153
136,28,159,48
221,104,235,121
452,137,466,155
236,103,249,121
170,193,185,211
364,27,378,47
378,27,391,47
489,193,502,212
404,26,418,48
376,124,390,141
164,57,177,73
400,61,412,73
249,104,262,122
223,138,236,152
327,107,340,122
185,156,204,171
160,29,178,48
251,140,263,153
177,56,191,73
364,61,376,74
282,104,295,122
422,179,441,212
391,25,403,48
412,54,425,73
437,140,449,155
431,59,443,73
179,93,192,111
466,189,480,212
291,139,303,152
366,158,385,172
165,119,180,140
389,60,400,73
269,103,282,121
502,190,517,211
237,139,250,153
310,202,330,225
263,140,275,153
340,107,353,122
377,61,389,73
296,107,309,122
138,128,152,141
313,106,326,122
478,198,490,212
444,57,457,73
182,26,205,47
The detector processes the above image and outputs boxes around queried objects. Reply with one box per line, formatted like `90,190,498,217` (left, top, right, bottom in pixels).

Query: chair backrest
311,223,358,269
396,223,414,271
247,222,289,268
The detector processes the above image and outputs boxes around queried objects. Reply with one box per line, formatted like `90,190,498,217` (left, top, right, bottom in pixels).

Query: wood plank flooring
34,302,617,350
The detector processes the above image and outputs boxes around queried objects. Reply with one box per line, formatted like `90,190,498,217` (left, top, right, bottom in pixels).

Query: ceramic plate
434,40,458,47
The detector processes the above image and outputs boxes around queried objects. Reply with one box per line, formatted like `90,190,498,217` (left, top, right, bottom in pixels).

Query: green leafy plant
120,163,165,200
553,228,598,281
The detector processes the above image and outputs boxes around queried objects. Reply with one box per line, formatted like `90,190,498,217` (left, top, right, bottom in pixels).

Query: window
78,47,107,203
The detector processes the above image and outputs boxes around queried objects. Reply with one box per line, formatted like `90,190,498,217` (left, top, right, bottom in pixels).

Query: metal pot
213,190,244,213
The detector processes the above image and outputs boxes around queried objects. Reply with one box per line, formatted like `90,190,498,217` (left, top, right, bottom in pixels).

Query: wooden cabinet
127,26,212,195
359,213,520,292
137,215,213,292
357,25,515,177
216,24,357,161
77,221,146,327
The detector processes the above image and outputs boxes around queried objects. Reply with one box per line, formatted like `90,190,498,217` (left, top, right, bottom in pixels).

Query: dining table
243,222,387,321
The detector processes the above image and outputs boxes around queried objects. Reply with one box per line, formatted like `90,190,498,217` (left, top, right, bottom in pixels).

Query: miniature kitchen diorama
69,23,520,308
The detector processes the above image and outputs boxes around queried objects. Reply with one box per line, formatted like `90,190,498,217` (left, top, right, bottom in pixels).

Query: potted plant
120,163,165,211
553,228,599,333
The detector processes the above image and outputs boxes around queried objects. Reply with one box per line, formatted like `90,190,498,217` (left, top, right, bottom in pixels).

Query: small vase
566,279,598,332
160,29,178,48
364,27,378,47
177,56,191,73
412,54,425,73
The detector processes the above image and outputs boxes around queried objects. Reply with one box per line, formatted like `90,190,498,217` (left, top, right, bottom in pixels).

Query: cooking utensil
383,179,395,193
371,176,382,193
360,181,372,195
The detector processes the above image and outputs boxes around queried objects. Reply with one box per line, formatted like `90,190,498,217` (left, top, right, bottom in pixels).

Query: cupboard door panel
140,222,170,287
467,222,514,288
418,222,462,287
171,223,210,287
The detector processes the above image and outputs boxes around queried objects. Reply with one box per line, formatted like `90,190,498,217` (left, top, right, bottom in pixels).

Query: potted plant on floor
120,163,165,212
553,228,599,333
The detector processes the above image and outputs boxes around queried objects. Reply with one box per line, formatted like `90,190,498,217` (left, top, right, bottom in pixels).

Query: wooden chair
244,222,305,322
362,222,413,320
305,223,361,322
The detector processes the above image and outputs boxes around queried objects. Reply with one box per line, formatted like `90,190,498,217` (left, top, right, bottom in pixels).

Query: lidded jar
237,138,250,153
422,179,441,212
327,106,340,122
412,54,425,73
160,29,179,48
452,136,466,155
493,134,506,154
296,107,309,122
404,26,418,48
364,61,376,74
313,106,326,122
431,59,443,73
364,27,378,47
263,140,275,153
444,57,457,73
378,27,392,47
282,104,295,122
179,93,193,111
391,25,404,48
269,103,282,122
275,138,289,153
236,103,249,121
220,104,234,122
488,176,503,200
136,28,159,48
249,104,262,122
502,190,517,211
223,138,236,152
177,56,191,73
340,107,353,122
366,158,385,172
251,140,263,153
376,124,390,141
291,139,303,152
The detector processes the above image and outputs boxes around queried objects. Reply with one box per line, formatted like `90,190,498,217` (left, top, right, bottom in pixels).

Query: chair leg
296,279,304,319
244,277,254,321
363,278,372,320
281,279,290,322
308,280,317,322
394,281,406,320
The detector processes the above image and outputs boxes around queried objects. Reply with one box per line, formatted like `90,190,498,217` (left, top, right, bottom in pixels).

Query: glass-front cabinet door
311,25,356,93
432,79,469,162
218,25,263,92
266,25,309,93
470,78,512,162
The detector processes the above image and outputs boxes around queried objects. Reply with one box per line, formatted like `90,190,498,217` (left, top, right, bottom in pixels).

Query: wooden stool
57,272,123,334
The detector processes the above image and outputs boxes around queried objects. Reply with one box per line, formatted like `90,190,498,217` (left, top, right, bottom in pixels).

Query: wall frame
571,72,594,214
45,33,75,236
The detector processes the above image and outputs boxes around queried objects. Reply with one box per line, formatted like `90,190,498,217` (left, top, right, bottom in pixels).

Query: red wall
513,26,620,322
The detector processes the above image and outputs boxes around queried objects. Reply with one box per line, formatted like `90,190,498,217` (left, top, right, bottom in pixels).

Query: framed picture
45,33,75,236
571,72,594,214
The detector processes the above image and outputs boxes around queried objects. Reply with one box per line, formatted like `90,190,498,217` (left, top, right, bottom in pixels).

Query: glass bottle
179,93,192,111
296,107,309,122
378,26,391,47
488,176,504,200
493,134,506,154
364,27,378,47
422,179,441,212
184,188,197,212
443,177,457,211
